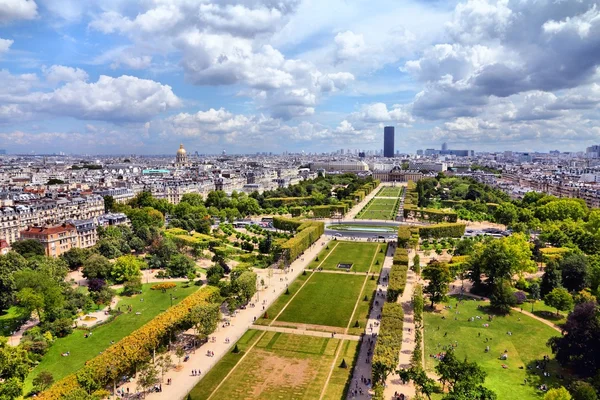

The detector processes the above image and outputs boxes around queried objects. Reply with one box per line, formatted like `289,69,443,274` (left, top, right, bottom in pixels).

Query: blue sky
1,0,600,155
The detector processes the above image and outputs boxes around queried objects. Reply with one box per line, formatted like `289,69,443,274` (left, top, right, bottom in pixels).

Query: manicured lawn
277,273,365,328
356,198,399,220
308,241,381,273
328,224,397,233
24,282,201,392
423,296,565,400
347,278,378,335
255,272,311,326
376,187,404,198
529,301,567,325
322,339,360,400
189,330,350,400
0,306,25,337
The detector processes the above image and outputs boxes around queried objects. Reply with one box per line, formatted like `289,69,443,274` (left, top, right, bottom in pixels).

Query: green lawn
423,297,565,400
348,278,378,335
307,241,381,273
255,272,312,326
356,198,399,220
0,306,25,337
376,187,404,198
189,330,351,400
25,282,201,392
277,273,365,328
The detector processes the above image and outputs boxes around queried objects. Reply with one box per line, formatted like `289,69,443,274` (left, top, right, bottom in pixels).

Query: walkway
131,236,330,400
8,318,39,346
345,183,385,220
252,324,360,341
346,243,394,399
383,250,417,400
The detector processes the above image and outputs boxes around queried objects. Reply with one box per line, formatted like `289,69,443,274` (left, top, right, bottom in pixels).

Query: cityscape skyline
1,1,600,154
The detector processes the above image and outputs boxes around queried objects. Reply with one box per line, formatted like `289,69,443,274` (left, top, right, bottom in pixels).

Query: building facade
20,223,78,258
384,127,395,158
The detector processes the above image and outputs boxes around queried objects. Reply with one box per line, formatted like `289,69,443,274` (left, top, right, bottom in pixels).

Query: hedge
418,223,466,239
397,226,412,247
411,284,424,367
372,302,404,385
403,205,458,223
289,206,303,217
273,216,303,232
280,221,324,263
540,247,571,262
387,264,408,302
264,197,313,207
39,286,221,400
393,248,409,266
312,205,333,218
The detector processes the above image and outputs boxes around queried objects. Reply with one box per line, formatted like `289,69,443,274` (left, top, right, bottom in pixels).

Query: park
355,198,400,220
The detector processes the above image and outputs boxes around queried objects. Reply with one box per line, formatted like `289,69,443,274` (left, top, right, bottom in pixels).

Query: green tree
103,195,116,213
544,387,572,400
32,371,54,392
167,254,196,278
494,203,518,226
137,362,159,396
545,287,574,316
0,377,23,400
398,367,438,400
0,252,27,310
423,261,452,308
82,254,113,281
189,303,220,339
541,260,563,297
490,281,517,314
111,255,144,284
207,264,225,286
60,247,90,270
96,238,122,259
14,268,65,322
11,239,45,258
570,381,598,400
232,270,257,304
560,253,590,293
156,353,173,383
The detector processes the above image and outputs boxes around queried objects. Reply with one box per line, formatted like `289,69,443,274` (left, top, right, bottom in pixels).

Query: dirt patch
250,350,314,397
270,320,346,334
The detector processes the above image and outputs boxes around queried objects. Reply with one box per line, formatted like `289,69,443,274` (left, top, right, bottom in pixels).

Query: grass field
278,273,366,328
347,278,378,335
355,198,399,220
376,187,404,198
0,306,25,337
307,241,382,273
189,330,356,400
24,282,200,392
423,297,564,400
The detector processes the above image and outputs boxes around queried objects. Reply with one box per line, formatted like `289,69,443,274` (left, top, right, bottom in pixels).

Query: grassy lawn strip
424,297,564,400
188,329,263,400
309,241,380,273
322,339,361,400
254,272,312,325
356,198,400,220
376,187,403,198
25,282,200,392
347,278,378,335
191,331,342,400
277,273,365,328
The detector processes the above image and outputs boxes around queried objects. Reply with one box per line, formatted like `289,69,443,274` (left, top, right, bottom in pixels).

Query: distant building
176,144,188,166
409,162,447,172
441,142,448,151
372,166,423,182
67,219,98,249
384,127,395,158
20,223,78,258
309,161,369,172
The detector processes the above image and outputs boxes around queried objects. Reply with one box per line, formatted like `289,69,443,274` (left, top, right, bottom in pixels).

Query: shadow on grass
523,358,569,394
532,310,564,322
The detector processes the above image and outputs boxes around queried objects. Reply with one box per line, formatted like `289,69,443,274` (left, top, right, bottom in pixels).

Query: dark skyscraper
383,126,394,157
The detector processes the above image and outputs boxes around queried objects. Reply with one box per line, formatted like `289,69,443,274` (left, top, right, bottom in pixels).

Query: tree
14,268,65,323
61,247,90,270
0,337,30,399
156,353,173,382
545,287,574,316
111,255,144,284
413,254,421,275
570,381,598,400
32,371,54,392
494,203,518,226
560,253,590,293
11,239,45,258
167,254,196,278
103,195,116,213
176,347,186,365
82,254,113,281
189,303,220,339
544,387,572,400
398,367,438,400
0,377,23,400
423,261,452,308
129,236,146,253
549,301,600,377
232,270,257,304
530,281,541,312
137,362,159,397
90,286,116,307
0,252,27,310
96,239,122,259
122,277,142,296
541,261,563,297
490,281,517,314
206,264,225,286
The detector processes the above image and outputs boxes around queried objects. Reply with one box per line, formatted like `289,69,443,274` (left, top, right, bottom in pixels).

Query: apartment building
20,223,78,258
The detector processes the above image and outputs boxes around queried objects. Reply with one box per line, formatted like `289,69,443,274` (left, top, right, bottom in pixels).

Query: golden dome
177,144,186,155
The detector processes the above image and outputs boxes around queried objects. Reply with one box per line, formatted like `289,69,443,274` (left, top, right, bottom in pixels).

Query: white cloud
0,0,37,24
352,103,414,126
43,65,88,84
543,4,600,39
0,38,13,54
26,75,180,122
334,31,366,62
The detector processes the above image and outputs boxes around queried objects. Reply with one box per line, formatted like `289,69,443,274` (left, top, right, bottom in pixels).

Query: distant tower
384,126,395,158
176,144,187,166
442,142,448,151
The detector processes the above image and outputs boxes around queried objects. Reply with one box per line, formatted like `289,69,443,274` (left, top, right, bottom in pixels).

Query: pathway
252,325,360,341
346,243,395,399
345,183,386,220
383,249,417,400
130,236,330,400
8,318,39,347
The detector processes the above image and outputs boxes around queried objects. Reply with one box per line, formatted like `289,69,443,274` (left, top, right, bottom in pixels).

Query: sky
1,0,600,155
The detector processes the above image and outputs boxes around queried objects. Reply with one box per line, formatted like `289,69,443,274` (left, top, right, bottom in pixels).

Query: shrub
151,282,177,291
